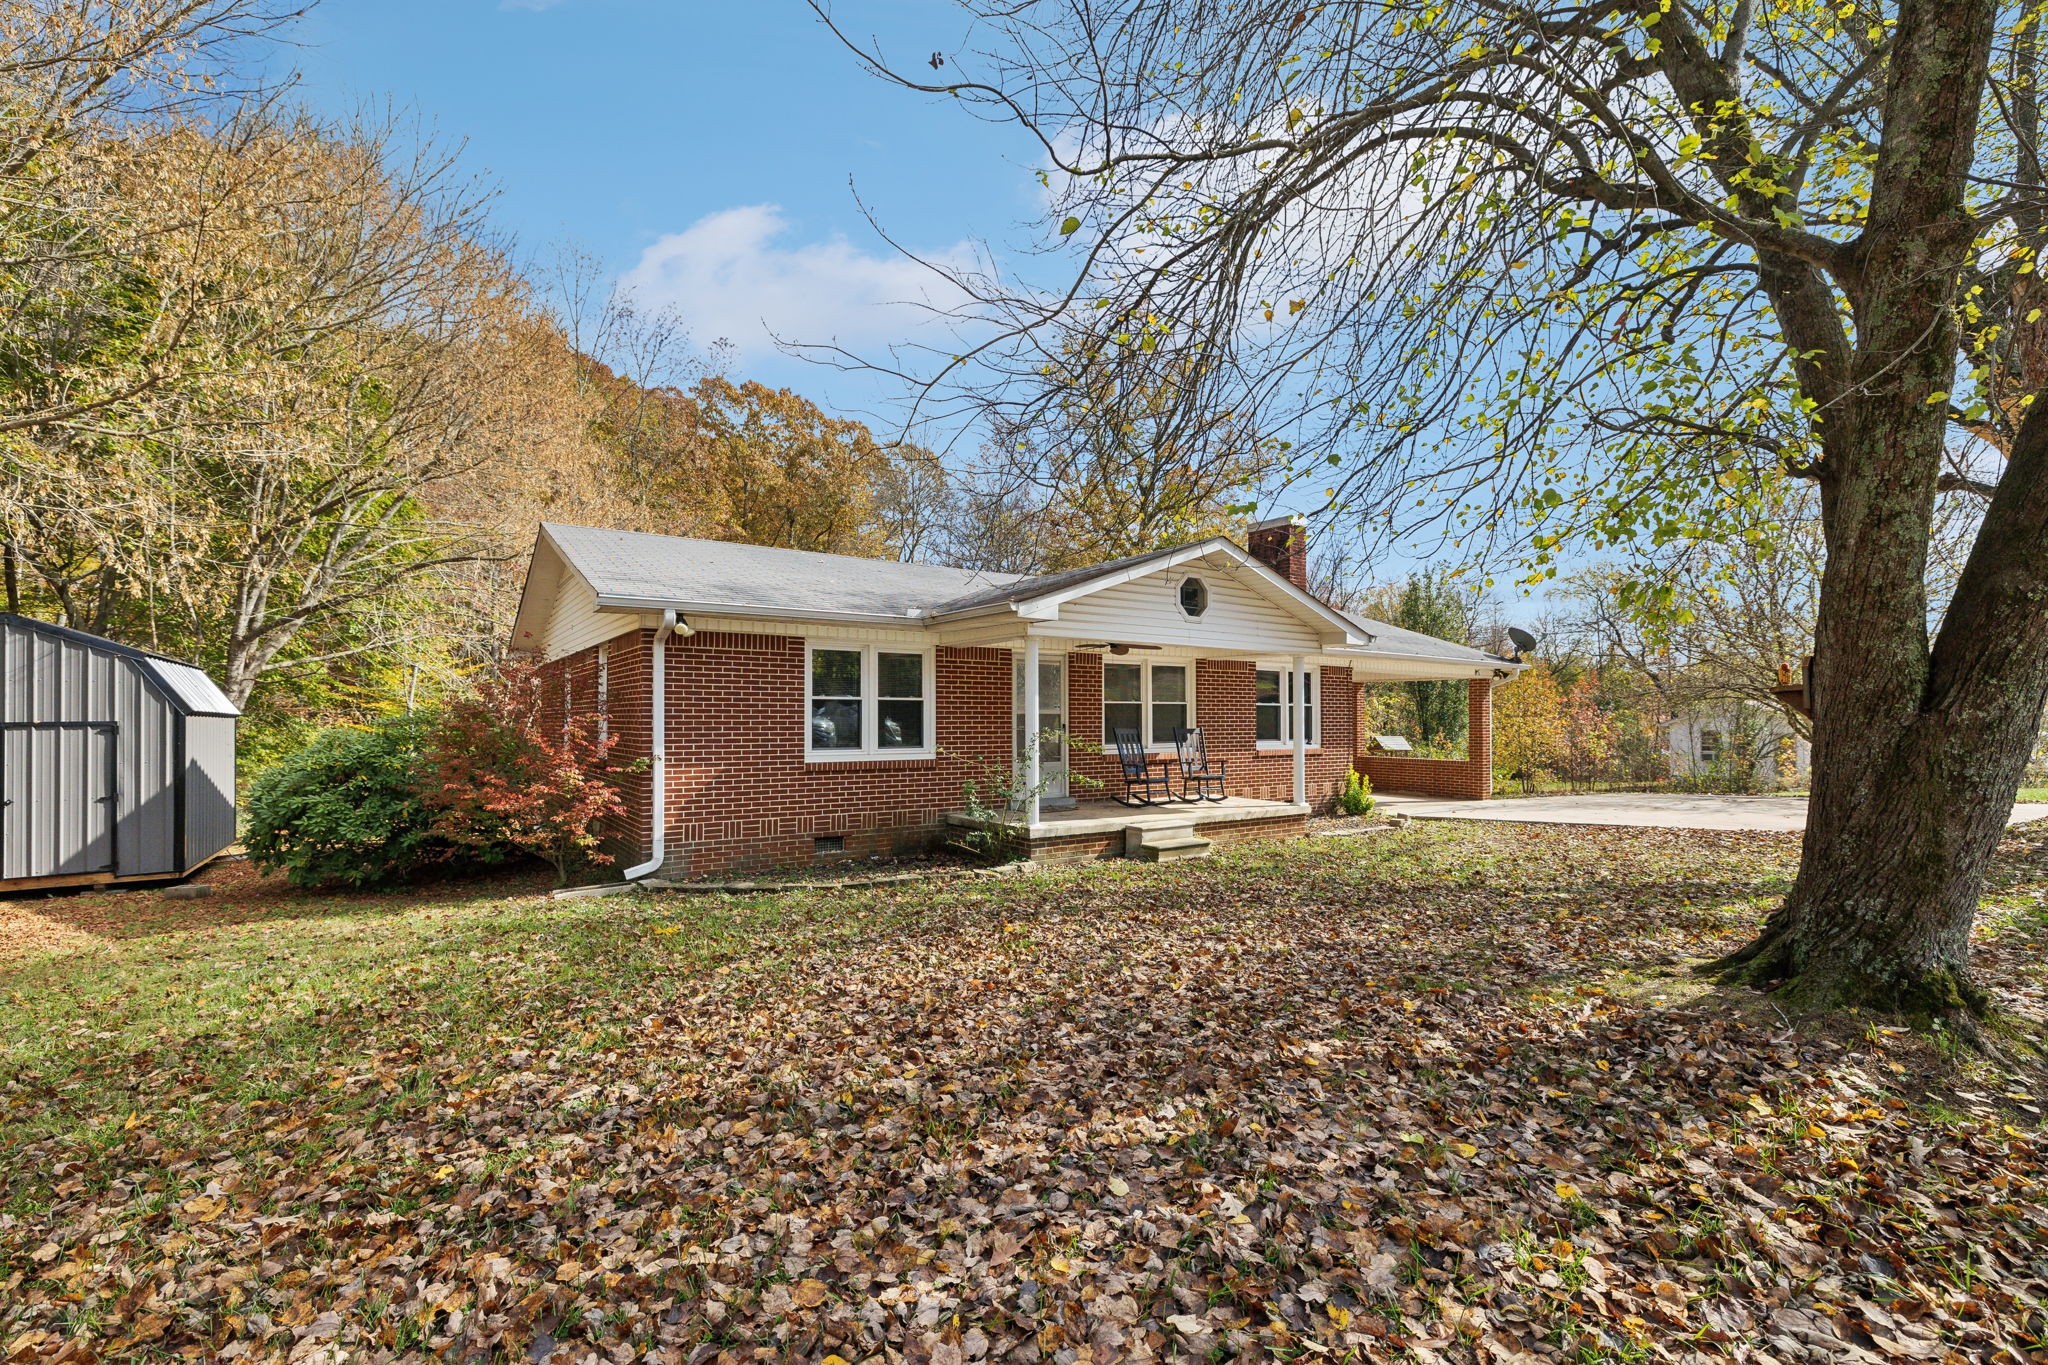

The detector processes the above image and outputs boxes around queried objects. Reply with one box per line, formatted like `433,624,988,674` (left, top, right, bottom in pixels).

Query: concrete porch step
1138,835,1214,862
1125,822,1214,862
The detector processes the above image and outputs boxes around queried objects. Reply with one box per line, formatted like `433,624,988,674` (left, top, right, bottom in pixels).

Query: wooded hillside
0,1,986,760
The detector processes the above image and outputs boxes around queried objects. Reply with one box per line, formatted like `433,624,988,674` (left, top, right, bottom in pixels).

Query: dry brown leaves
3,825,2047,1365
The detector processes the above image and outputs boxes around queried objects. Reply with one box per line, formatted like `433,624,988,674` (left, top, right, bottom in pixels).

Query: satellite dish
1506,626,1538,658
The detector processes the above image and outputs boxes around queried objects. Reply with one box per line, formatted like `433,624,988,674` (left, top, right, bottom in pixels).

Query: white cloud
615,204,978,364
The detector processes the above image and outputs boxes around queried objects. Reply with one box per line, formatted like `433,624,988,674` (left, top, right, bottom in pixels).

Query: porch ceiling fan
1077,642,1163,655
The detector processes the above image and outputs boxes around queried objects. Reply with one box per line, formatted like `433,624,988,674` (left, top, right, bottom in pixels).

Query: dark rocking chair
1112,727,1176,806
1171,726,1228,802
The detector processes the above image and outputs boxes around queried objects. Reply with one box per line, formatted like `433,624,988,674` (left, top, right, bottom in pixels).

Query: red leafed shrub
422,659,631,887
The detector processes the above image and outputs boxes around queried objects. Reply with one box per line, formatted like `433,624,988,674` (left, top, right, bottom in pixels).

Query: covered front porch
943,794,1311,864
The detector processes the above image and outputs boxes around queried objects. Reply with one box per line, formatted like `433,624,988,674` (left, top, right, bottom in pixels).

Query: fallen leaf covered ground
3,823,2047,1364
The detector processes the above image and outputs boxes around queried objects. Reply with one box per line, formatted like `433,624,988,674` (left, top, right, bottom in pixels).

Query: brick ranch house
512,519,1522,878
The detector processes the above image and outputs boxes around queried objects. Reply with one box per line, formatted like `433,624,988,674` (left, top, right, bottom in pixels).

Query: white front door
1013,652,1069,805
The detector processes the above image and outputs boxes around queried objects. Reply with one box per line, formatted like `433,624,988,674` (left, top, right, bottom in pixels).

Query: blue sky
291,0,1039,417
284,0,1538,594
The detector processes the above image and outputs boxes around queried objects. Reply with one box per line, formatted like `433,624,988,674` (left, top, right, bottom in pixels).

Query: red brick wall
1358,677,1495,800
1065,654,1359,808
543,630,1012,877
540,633,1493,877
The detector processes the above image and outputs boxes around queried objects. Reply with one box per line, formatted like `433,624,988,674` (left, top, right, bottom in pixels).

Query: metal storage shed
0,614,239,891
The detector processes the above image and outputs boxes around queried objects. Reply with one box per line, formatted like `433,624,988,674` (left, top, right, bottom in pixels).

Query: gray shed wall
1,618,195,880
183,715,238,865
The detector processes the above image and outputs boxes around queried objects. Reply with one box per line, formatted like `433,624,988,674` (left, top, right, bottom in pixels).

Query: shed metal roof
0,613,240,716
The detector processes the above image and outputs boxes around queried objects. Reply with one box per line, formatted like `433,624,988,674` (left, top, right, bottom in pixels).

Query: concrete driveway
1374,791,2048,833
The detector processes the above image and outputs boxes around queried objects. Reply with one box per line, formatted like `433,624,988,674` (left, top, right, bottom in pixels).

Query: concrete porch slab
1374,792,2048,833
945,794,1309,841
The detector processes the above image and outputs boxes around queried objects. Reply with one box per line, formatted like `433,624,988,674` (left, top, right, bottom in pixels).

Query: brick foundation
1024,813,1308,864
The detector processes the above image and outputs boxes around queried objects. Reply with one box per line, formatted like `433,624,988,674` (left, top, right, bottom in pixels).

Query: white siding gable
1045,565,1323,654
543,567,643,661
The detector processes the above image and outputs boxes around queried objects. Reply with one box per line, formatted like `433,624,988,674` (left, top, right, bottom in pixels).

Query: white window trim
805,642,937,761
1101,659,1197,751
1174,574,1210,621
1254,661,1320,750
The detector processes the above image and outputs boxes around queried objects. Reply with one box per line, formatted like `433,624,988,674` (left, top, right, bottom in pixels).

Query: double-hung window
1255,664,1319,748
1101,661,1193,747
807,643,934,759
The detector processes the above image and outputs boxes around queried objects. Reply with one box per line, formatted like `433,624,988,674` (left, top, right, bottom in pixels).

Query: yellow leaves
1555,1182,1582,1200
181,1194,226,1222
554,1259,583,1283
1326,1303,1352,1330
791,1278,830,1308
1451,1141,1479,1159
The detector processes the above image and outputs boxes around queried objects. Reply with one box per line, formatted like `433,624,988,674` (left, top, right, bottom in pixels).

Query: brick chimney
1245,516,1309,591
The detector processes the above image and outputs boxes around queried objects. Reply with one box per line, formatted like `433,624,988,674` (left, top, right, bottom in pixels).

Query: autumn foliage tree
1492,662,1567,793
423,661,630,887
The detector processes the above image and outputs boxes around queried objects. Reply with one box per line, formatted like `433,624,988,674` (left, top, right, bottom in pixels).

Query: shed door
2,723,117,880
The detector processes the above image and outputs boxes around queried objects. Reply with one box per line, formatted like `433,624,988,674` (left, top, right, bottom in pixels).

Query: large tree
819,0,2048,1018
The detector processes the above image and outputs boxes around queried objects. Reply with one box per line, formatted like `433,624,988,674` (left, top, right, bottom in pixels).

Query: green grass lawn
3,825,2045,1363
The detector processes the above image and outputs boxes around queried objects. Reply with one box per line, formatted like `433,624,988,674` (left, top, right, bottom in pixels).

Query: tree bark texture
1722,0,2048,1014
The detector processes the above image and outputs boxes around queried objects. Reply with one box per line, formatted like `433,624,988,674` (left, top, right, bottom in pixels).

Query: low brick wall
1359,677,1495,800
1023,812,1307,864
1357,755,1493,800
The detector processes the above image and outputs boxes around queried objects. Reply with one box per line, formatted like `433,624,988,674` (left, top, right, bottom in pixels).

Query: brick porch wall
1062,655,1359,809
1026,812,1308,864
1357,677,1495,800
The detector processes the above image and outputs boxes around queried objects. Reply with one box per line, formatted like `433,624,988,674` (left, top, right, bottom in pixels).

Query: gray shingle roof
1340,618,1504,665
539,522,1513,669
544,523,1025,619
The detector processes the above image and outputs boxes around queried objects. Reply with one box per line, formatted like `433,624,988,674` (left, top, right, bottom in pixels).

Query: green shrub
1335,767,1375,817
243,714,453,888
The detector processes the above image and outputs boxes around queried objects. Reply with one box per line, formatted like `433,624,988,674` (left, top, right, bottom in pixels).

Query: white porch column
1023,635,1042,827
1291,654,1308,806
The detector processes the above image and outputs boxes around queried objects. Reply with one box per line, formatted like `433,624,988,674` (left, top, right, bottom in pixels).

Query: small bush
244,714,450,888
1335,768,1375,816
422,660,632,887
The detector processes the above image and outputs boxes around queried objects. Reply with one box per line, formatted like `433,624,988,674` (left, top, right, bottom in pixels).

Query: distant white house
1667,705,1809,787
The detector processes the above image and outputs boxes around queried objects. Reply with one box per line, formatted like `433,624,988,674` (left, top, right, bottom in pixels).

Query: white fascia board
592,594,931,628
1339,650,1525,681
508,530,566,653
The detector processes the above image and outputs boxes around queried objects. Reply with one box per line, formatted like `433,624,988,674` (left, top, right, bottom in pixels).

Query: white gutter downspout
624,609,690,881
